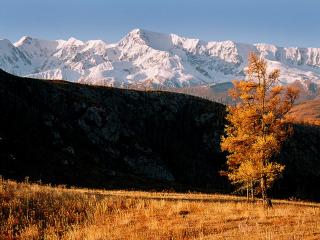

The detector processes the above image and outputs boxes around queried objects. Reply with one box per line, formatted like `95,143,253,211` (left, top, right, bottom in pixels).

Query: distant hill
0,69,319,200
288,99,320,125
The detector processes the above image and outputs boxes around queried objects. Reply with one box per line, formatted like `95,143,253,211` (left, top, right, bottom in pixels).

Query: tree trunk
261,175,267,202
250,180,254,201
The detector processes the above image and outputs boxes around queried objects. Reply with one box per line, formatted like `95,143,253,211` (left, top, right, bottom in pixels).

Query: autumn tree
221,53,299,203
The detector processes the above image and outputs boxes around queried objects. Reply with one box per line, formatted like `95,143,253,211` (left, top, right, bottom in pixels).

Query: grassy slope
288,99,320,125
1,179,320,240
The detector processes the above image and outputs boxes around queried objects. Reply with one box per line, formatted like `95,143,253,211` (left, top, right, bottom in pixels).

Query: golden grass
288,99,320,126
1,178,320,240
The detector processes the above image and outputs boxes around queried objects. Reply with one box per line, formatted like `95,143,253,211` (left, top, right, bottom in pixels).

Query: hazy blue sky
0,0,319,47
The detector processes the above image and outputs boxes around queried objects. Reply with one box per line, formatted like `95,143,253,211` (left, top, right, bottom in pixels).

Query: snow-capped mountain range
1,29,320,88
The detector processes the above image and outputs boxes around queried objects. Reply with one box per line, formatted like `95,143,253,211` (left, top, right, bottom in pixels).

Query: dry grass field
1,178,320,240
288,99,320,126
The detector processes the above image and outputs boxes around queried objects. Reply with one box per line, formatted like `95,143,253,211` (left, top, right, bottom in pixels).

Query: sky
0,0,319,47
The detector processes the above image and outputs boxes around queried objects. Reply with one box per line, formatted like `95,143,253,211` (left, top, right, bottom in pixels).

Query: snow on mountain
26,68,81,82
0,38,31,75
1,29,320,88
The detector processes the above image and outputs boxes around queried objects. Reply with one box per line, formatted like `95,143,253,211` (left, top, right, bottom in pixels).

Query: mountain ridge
1,29,320,88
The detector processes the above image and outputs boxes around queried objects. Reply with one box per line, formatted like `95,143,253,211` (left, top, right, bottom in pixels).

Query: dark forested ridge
0,69,319,200
0,69,227,191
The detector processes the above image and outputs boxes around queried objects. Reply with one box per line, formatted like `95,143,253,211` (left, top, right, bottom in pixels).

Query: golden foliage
221,53,299,199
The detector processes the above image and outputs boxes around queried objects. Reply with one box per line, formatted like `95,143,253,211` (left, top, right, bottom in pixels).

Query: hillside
0,69,320,200
1,179,320,240
1,29,320,88
0,69,227,191
288,99,320,125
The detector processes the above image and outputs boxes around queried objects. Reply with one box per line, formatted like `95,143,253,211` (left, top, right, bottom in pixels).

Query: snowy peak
171,33,201,51
64,37,84,47
0,38,31,75
14,36,59,58
253,43,320,67
14,36,33,46
137,29,174,51
86,40,107,47
120,29,174,52
1,29,320,87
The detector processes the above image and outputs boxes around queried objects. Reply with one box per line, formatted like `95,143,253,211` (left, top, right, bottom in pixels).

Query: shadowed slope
0,69,227,191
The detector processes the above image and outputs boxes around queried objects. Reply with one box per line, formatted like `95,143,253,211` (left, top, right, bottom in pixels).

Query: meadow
1,178,320,240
